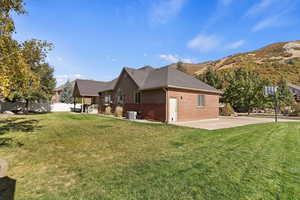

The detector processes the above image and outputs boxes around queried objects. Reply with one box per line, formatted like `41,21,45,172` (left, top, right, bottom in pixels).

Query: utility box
127,111,137,120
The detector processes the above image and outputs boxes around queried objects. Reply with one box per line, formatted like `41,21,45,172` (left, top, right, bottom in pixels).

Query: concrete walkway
171,116,299,130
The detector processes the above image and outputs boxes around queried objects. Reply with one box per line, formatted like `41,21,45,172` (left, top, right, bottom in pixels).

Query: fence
0,102,51,113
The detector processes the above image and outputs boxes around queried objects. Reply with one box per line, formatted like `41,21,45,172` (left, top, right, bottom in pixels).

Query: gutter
162,87,168,123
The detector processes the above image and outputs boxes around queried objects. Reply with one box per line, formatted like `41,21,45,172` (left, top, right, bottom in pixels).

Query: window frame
197,95,205,107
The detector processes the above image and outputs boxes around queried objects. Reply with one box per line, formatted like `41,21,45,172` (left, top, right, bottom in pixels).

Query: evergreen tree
60,81,74,104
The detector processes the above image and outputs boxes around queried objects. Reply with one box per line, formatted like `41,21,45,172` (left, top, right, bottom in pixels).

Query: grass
0,113,300,200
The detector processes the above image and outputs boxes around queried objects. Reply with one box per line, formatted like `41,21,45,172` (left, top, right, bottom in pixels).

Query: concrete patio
171,116,299,130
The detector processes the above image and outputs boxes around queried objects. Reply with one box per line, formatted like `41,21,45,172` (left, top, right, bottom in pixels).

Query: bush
220,103,235,116
104,106,112,115
289,103,300,117
114,106,123,117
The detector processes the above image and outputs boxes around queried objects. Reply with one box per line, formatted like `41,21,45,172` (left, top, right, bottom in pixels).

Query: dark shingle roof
126,66,221,94
75,65,221,96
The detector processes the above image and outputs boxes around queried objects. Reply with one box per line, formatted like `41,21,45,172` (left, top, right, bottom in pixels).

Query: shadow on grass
0,118,41,147
0,118,41,135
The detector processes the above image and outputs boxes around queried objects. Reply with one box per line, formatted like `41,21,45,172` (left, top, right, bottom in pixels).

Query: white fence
51,103,82,112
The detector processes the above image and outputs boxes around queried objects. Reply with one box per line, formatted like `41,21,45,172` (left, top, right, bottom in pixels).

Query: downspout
163,88,168,124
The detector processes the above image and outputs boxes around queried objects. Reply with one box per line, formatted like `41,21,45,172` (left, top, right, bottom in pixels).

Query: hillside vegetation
170,40,300,85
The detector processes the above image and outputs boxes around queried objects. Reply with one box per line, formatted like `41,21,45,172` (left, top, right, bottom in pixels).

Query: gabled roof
123,66,221,94
288,83,300,91
74,65,221,97
124,66,154,88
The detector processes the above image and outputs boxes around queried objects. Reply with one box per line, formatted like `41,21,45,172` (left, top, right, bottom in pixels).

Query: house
73,79,118,113
288,83,300,102
73,66,221,122
51,81,75,104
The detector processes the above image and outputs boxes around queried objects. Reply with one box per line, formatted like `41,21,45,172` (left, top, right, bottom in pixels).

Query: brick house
74,66,221,122
288,83,300,102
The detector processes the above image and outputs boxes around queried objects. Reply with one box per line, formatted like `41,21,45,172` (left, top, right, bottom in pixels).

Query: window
104,95,111,103
135,92,141,104
197,95,205,107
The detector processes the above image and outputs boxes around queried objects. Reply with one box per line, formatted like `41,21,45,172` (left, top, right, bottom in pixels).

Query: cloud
187,34,221,52
226,40,246,49
55,74,85,86
219,0,233,6
252,15,280,32
159,54,193,63
250,0,298,32
150,0,187,24
246,0,274,16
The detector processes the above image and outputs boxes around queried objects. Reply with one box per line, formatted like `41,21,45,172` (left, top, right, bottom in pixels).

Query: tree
0,0,55,113
176,61,187,73
198,67,223,89
0,0,27,98
0,0,26,35
21,39,56,100
276,78,295,108
223,68,269,114
60,81,74,104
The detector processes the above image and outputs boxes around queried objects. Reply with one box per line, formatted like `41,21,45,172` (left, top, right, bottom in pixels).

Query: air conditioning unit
127,111,137,120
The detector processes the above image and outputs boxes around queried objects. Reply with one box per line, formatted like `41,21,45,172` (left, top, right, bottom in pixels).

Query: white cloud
187,34,221,52
226,40,246,49
55,74,85,86
252,15,280,32
150,0,187,24
246,0,274,16
219,0,233,6
159,54,193,63
56,56,63,62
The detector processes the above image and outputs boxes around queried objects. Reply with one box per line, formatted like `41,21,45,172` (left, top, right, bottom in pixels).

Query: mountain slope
170,40,300,85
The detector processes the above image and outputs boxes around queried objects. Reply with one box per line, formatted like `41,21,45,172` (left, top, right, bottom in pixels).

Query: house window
104,95,111,103
135,92,141,104
197,95,205,107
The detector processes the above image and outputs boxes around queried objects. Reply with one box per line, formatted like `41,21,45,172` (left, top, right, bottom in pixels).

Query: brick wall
167,88,219,122
124,103,166,122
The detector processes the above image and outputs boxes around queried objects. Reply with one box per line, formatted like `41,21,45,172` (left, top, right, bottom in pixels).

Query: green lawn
0,113,300,200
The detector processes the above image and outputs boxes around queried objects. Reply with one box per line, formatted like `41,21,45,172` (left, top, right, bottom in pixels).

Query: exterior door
169,98,177,122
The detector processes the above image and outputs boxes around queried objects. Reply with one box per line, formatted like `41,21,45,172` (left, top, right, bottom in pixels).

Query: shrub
104,106,112,115
114,106,123,117
220,103,235,116
289,103,300,117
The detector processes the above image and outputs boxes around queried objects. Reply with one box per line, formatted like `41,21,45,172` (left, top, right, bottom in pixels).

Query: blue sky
12,0,300,86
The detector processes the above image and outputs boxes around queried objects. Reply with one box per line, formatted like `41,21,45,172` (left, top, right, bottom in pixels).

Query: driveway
171,116,299,130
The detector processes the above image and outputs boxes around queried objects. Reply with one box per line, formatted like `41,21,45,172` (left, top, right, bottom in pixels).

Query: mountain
168,40,300,85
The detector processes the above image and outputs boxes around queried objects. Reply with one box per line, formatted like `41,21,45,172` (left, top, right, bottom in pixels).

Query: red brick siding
124,103,166,122
141,89,166,104
167,88,219,122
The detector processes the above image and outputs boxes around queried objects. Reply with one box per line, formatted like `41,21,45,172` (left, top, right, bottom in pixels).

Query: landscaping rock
3,111,14,115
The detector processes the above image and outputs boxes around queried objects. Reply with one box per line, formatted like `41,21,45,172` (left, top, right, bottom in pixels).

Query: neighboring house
52,81,75,104
73,79,117,113
74,66,221,122
288,83,300,102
